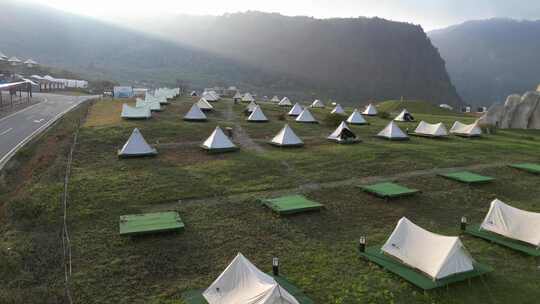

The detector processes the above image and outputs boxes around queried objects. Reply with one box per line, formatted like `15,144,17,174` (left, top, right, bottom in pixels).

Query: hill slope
429,18,540,107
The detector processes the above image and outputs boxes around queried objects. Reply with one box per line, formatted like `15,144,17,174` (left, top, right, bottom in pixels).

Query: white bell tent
233,92,243,100
327,121,359,143
362,104,378,116
288,103,303,116
247,106,269,122
121,104,151,119
271,96,280,103
201,126,238,152
331,104,346,115
346,109,368,125
246,101,258,113
480,199,540,247
184,104,208,121
310,99,325,108
118,128,157,157
382,217,474,280
414,121,449,137
394,109,414,122
242,92,255,102
295,108,318,123
377,121,409,140
278,97,292,107
196,98,214,111
450,121,482,137
270,124,303,147
203,253,300,304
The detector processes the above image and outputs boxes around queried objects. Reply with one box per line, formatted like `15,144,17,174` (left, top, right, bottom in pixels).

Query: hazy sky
23,0,540,30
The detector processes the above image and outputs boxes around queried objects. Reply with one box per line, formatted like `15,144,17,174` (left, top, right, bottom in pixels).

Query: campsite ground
1,96,540,303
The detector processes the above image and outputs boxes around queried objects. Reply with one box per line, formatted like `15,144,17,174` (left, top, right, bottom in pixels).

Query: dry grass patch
84,98,130,127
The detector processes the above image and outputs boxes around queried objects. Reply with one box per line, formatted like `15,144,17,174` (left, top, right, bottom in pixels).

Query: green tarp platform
182,274,314,304
359,246,492,290
438,171,494,184
119,211,184,236
509,163,540,174
360,182,419,198
464,224,540,256
262,195,323,215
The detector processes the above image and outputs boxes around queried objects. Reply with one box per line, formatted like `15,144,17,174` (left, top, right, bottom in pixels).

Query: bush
323,113,346,127
377,111,390,119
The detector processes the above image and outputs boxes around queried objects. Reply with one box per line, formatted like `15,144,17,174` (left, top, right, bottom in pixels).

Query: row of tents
121,88,180,119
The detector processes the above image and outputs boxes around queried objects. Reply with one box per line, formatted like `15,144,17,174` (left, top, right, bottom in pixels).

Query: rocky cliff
479,91,540,129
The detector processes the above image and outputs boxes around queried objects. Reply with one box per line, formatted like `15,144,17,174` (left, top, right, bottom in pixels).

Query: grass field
1,96,540,304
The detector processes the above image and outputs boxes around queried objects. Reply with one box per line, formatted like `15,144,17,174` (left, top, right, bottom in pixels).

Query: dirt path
144,161,511,211
225,101,266,153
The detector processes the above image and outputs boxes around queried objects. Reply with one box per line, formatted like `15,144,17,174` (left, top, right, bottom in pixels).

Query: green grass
2,97,540,303
377,99,464,116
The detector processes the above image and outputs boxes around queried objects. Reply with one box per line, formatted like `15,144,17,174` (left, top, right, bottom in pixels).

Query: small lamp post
359,236,366,253
460,216,468,231
272,257,279,276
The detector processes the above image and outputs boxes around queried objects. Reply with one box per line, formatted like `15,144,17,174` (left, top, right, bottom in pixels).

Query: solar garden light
272,257,279,276
359,236,366,253
460,216,468,231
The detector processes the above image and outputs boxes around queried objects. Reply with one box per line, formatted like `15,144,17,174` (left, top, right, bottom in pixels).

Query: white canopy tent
184,104,208,121
118,128,157,157
346,109,368,125
362,104,378,116
480,199,540,247
310,99,325,108
327,122,359,143
295,108,318,123
270,124,303,147
196,98,214,111
247,106,269,122
288,103,303,116
203,253,300,304
201,126,238,152
450,121,482,137
121,104,151,119
414,121,449,137
331,104,346,115
394,109,414,122
377,121,409,140
271,96,280,103
382,217,474,280
136,98,161,111
278,97,292,107
242,92,255,102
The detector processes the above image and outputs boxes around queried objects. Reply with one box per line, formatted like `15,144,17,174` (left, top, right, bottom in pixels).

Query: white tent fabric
377,121,409,140
136,98,161,111
202,91,219,102
203,253,300,304
121,104,151,119
246,101,258,113
247,106,269,122
242,92,255,102
346,109,367,125
118,128,157,156
327,121,357,142
278,97,292,106
414,121,449,137
197,98,214,111
201,126,237,151
233,92,243,99
271,96,280,103
295,109,317,123
288,103,303,116
382,217,474,280
184,104,207,121
310,99,325,108
362,104,378,116
270,124,303,146
450,121,482,137
331,104,346,115
394,109,414,122
480,199,540,247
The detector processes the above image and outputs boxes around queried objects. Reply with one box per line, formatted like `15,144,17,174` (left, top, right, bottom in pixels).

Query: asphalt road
0,93,99,170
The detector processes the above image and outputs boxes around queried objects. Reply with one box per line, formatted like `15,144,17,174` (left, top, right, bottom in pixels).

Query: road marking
0,128,13,136
33,118,45,123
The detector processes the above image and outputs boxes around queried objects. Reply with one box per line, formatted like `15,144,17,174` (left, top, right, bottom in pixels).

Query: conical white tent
270,124,303,147
201,126,238,152
271,96,280,103
288,103,303,116
450,121,482,137
394,109,414,122
362,104,378,116
377,121,409,140
121,104,151,119
136,98,161,111
118,128,157,157
327,122,359,143
382,217,474,280
232,91,242,100
246,101,258,113
247,106,269,122
184,104,208,121
278,97,292,107
310,99,325,108
295,108,318,123
480,199,540,247
196,98,214,111
331,104,346,115
346,109,368,125
414,121,449,137
203,253,300,304
242,92,255,102
202,91,219,102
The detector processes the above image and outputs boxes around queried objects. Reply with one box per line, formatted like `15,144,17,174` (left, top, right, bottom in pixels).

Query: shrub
377,111,390,119
323,113,346,127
